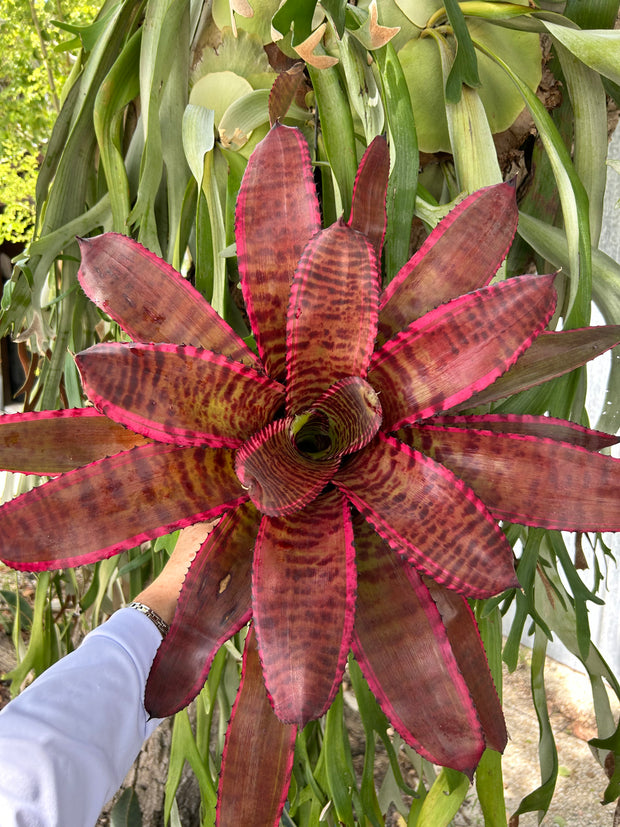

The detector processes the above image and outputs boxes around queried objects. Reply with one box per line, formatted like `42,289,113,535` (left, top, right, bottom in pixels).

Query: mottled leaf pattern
286,219,379,413
291,376,383,459
428,414,620,450
378,183,519,343
463,326,620,407
399,422,620,531
336,434,518,597
217,627,296,827
235,418,339,516
236,123,321,380
78,234,257,366
77,343,285,447
146,503,257,717
0,408,149,474
352,515,485,776
268,63,305,126
1,118,618,803
348,136,390,259
425,578,507,753
0,445,246,570
253,490,356,725
370,274,557,429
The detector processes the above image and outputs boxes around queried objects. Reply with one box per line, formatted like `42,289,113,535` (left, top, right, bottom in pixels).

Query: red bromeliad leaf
77,235,257,367
145,503,257,717
235,418,340,516
336,433,518,598
236,123,321,380
463,327,620,408
0,408,149,474
286,219,379,413
348,136,390,259
377,183,519,344
351,515,485,776
424,578,507,754
0,444,246,570
369,274,557,430
217,627,296,827
290,377,383,459
253,490,356,726
398,422,620,531
429,414,620,451
76,343,285,448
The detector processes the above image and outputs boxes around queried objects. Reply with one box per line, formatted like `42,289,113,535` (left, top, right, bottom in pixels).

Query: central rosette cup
235,376,383,516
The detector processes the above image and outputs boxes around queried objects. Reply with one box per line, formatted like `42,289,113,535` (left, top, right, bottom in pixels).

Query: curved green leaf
182,104,215,185
544,21,620,86
474,36,592,326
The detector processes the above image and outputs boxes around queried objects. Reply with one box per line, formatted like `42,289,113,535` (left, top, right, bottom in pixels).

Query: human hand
132,522,213,625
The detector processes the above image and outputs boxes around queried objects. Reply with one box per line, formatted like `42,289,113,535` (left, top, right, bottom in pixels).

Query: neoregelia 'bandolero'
1,122,620,826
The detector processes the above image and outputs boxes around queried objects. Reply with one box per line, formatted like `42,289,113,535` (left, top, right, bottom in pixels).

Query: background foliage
0,0,99,243
1,0,620,825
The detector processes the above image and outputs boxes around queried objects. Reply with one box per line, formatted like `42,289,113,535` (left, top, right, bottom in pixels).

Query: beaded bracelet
127,601,170,638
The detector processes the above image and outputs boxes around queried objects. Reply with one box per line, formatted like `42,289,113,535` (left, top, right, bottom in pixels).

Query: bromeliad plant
1,122,620,824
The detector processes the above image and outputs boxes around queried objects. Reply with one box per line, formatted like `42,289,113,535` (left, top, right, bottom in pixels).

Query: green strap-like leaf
308,64,358,218
443,0,481,103
474,36,592,327
510,629,558,821
544,21,620,86
432,30,501,191
552,39,608,245
371,41,419,282
272,0,318,44
416,767,470,827
93,28,141,231
128,0,190,253
338,32,385,145
182,104,215,187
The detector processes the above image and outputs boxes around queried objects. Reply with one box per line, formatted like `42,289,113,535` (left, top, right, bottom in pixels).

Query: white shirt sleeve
0,607,164,827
